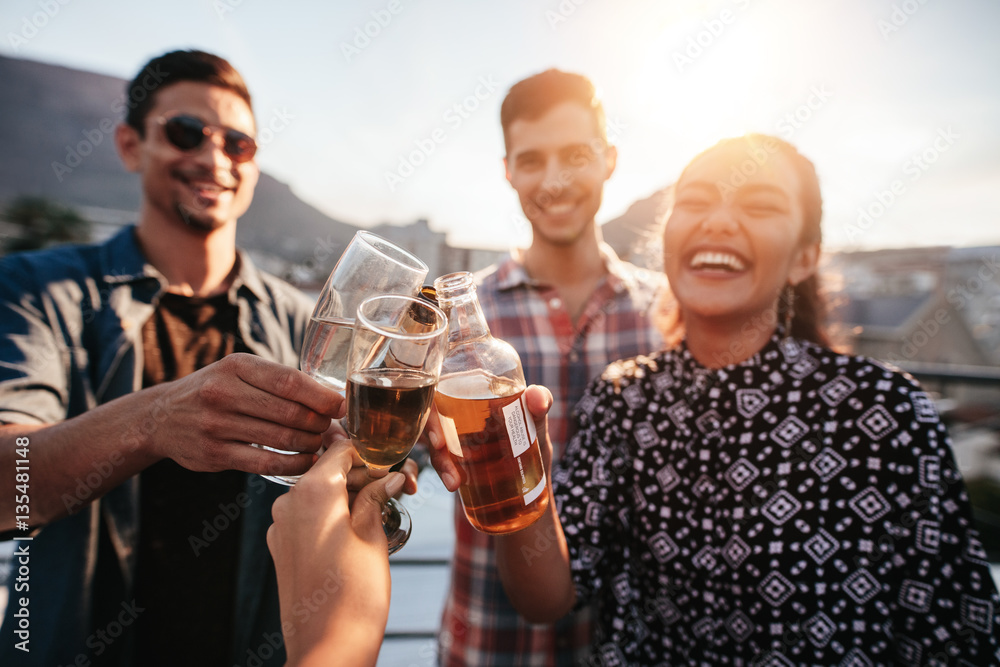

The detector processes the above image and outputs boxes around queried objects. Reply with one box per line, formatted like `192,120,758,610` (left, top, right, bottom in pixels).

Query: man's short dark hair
125,49,253,135
500,69,606,154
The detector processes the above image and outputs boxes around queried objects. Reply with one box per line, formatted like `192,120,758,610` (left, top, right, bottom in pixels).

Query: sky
2,0,999,252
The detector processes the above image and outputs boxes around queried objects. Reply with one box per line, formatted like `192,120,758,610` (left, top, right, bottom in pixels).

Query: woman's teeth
690,251,746,271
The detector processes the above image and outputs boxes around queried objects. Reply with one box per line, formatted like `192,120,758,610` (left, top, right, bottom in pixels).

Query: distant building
372,218,506,283
828,246,1000,369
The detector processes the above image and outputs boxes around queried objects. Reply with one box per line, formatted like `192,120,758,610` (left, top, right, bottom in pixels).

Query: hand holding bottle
429,272,551,534
426,383,554,488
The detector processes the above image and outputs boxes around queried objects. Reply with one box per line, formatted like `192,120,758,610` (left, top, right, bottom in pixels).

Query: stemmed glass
258,231,429,485
345,294,448,553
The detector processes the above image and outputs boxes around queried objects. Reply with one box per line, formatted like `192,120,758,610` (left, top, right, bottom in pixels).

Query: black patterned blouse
554,334,1000,666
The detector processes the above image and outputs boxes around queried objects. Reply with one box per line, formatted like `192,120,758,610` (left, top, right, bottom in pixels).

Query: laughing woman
489,135,1000,665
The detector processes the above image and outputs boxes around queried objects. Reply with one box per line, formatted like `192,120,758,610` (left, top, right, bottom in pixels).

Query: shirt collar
675,330,800,401
493,242,634,293
98,224,271,305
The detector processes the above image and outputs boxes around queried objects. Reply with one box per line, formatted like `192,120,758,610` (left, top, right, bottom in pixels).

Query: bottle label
523,470,546,506
502,398,531,458
520,392,537,444
519,393,544,505
503,393,546,506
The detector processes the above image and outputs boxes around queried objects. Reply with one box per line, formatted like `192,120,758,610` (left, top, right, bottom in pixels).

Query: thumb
523,384,553,419
523,385,555,469
352,472,405,542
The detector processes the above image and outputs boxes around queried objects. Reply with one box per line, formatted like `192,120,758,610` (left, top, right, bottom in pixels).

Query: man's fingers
230,415,332,456
200,443,316,477
235,387,335,436
523,385,554,470
225,353,345,417
425,407,462,491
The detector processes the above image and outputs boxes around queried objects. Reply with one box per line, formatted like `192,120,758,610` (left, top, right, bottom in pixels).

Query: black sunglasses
157,114,257,163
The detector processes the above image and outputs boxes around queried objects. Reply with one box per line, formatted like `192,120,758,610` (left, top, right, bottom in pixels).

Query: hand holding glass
345,294,448,553
258,231,428,485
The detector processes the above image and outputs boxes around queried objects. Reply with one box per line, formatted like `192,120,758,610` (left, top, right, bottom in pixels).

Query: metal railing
899,360,1000,388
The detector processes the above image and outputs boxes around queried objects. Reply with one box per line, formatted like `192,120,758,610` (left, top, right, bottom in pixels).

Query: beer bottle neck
433,271,493,345
441,296,491,345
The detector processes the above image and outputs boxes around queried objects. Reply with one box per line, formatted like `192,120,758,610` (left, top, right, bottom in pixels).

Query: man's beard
176,202,226,233
172,167,239,232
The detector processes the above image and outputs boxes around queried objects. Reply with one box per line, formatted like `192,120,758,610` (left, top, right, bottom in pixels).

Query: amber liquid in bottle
435,370,548,534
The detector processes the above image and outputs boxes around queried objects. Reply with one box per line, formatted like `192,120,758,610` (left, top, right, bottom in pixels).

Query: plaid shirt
438,245,664,666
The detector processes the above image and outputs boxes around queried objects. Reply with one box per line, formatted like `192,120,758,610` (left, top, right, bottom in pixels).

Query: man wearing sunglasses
0,50,343,666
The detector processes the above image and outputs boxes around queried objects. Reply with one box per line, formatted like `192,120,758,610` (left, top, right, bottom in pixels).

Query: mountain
601,185,672,270
0,54,359,262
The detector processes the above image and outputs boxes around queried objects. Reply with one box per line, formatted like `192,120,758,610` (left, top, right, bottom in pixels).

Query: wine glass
345,294,448,553
258,231,429,485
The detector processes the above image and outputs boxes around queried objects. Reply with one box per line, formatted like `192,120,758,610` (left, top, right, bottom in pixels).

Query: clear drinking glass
345,294,448,553
258,231,429,485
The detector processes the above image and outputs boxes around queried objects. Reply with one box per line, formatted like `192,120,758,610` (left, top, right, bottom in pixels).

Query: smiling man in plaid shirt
436,69,664,666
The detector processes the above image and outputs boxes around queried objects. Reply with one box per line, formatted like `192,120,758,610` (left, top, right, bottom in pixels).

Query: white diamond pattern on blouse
809,447,848,482
648,531,679,564
761,490,803,525
725,457,760,491
899,579,935,613
818,375,857,406
759,570,796,607
848,487,891,523
770,415,810,448
843,569,881,605
736,387,770,418
857,404,898,441
804,528,839,565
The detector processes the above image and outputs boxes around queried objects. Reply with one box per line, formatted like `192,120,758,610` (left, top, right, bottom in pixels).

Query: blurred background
1,0,998,664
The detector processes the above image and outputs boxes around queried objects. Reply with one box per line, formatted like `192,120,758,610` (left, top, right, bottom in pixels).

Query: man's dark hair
500,69,606,154
124,49,253,135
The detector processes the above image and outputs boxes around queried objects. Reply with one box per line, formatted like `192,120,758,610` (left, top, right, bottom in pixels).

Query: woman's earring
779,284,800,359
783,284,795,336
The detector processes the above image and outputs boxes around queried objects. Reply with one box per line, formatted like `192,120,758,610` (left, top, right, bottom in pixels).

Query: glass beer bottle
431,271,548,534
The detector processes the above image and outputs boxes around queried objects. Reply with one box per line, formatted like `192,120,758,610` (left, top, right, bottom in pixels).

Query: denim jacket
0,226,313,666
